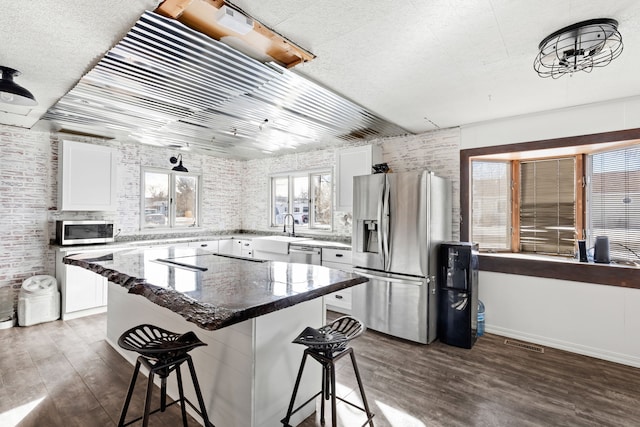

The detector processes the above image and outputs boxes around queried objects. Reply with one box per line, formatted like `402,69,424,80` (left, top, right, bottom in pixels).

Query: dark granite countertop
63,246,366,330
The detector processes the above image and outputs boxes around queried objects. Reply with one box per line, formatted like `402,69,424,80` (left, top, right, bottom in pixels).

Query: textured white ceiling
2,0,640,140
0,0,158,127
232,0,640,132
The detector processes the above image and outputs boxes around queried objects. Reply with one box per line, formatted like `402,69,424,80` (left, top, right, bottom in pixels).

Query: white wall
461,95,640,367
481,272,640,367
461,95,640,150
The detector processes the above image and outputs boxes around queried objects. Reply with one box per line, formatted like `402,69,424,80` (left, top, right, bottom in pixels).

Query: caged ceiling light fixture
0,66,37,106
534,18,623,79
170,154,188,172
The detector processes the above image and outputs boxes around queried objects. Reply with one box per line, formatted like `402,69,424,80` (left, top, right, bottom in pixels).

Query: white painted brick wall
0,126,53,297
241,127,461,239
0,123,459,315
379,127,461,240
47,137,245,235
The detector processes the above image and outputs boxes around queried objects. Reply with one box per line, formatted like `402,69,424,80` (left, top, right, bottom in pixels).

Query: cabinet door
60,140,117,211
218,239,234,255
64,265,107,313
322,248,352,265
322,259,353,313
335,145,382,211
240,240,253,258
189,240,219,253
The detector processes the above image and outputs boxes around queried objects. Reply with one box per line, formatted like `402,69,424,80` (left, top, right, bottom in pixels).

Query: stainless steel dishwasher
288,245,321,265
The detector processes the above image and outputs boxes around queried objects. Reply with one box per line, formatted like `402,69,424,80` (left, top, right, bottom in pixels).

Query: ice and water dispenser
357,220,379,253
437,242,479,349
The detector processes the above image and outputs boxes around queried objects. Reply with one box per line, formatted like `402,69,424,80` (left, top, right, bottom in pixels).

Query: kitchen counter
64,244,366,426
54,233,351,252
63,245,364,330
292,239,351,250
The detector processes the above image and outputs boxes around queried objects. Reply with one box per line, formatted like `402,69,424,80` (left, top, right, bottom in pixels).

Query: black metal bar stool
117,324,214,427
282,316,374,427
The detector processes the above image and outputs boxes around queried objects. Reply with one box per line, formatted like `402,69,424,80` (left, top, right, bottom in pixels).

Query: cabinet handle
244,243,250,246
335,254,343,257
201,244,208,247
335,295,343,299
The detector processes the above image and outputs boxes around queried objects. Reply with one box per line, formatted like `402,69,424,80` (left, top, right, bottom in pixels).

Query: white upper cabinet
59,140,117,211
335,144,382,211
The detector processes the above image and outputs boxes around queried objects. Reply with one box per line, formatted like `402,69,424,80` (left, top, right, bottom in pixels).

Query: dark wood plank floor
0,313,198,426
1,312,639,426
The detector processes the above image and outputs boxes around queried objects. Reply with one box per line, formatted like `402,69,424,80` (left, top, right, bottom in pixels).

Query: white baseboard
487,325,640,369
62,305,107,320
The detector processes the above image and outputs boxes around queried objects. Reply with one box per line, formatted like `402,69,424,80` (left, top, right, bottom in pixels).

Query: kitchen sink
251,236,312,254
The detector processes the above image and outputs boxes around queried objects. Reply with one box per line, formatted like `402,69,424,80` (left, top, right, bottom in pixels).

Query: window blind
589,146,640,262
520,158,575,255
471,161,511,250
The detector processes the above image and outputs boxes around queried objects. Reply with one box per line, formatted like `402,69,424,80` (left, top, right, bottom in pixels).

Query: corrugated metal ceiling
40,11,408,159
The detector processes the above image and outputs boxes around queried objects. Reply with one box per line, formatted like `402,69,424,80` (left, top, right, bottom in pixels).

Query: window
471,161,511,250
519,158,576,255
142,169,200,229
471,157,578,256
589,146,640,262
271,170,332,230
461,129,640,287
467,139,640,263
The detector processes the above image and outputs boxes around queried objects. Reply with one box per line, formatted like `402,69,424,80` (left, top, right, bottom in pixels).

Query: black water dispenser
437,242,479,349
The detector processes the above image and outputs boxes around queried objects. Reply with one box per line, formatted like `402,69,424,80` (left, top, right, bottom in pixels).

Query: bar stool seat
117,324,214,427
281,316,375,427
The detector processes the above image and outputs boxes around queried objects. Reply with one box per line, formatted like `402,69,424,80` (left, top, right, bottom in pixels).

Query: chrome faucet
283,213,296,237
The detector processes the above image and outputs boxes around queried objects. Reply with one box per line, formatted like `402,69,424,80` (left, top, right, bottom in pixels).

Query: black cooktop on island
63,246,366,330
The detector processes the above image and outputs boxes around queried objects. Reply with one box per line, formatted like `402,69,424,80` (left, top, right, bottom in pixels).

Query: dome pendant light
534,18,623,79
0,66,38,106
170,154,188,172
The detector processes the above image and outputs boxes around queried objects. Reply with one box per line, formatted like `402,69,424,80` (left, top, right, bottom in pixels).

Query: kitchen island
64,245,367,427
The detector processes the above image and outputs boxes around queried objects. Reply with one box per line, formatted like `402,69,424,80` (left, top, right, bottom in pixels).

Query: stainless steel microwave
55,220,115,246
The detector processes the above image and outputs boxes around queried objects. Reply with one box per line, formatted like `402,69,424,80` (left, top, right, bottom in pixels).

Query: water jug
477,300,485,337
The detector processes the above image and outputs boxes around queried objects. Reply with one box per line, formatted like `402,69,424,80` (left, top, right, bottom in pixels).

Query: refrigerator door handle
377,180,385,267
353,268,425,285
381,179,391,270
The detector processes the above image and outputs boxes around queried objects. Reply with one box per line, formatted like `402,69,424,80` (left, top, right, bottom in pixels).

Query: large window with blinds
471,158,577,256
589,146,640,262
471,161,511,250
470,143,640,262
520,158,576,255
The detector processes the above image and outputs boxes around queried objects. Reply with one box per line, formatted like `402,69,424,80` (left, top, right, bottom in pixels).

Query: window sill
479,253,640,289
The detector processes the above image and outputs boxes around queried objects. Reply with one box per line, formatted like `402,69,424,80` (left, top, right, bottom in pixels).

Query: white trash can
18,275,60,327
0,286,14,329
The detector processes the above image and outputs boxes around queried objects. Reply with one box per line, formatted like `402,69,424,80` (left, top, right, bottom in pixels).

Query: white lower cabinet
218,238,234,255
188,240,219,253
239,240,253,258
56,250,108,320
65,265,107,312
322,248,353,314
218,239,253,257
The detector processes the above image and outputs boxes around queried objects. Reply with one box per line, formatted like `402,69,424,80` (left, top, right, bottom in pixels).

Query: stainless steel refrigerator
351,171,451,344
